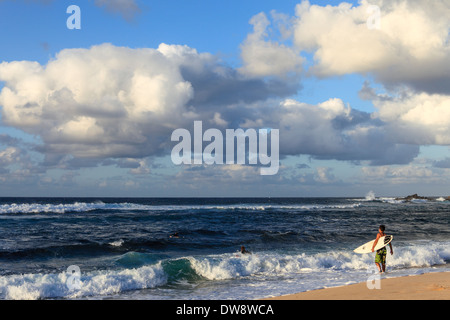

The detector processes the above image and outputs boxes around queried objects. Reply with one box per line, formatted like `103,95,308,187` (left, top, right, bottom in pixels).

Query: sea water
0,197,449,300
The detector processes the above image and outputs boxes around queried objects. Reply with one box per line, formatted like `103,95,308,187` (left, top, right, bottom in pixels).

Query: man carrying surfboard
371,225,393,273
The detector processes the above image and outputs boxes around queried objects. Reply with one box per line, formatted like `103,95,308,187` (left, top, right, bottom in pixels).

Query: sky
0,0,449,197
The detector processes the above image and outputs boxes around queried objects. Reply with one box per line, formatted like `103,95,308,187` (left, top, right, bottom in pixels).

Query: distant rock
395,194,434,201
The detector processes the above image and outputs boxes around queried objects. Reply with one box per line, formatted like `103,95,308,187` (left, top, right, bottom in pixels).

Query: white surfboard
353,235,393,254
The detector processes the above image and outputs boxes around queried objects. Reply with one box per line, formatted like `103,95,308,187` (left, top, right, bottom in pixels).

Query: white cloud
1,3,448,174
0,147,22,166
373,91,450,145
129,160,150,175
273,97,419,165
240,12,304,78
0,44,196,159
292,0,450,93
0,43,299,169
314,167,337,184
211,112,228,127
277,98,351,155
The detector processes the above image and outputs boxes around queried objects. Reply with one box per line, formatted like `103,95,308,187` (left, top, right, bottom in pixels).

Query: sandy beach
265,272,450,300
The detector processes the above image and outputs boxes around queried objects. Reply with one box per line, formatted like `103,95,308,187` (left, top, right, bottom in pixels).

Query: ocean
0,197,449,300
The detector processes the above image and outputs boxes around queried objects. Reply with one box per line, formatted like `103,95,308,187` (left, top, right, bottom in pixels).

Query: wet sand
264,272,450,300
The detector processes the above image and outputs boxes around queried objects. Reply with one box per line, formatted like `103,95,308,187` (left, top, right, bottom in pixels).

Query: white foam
109,240,124,247
0,263,167,300
187,241,450,281
161,242,450,300
411,198,428,203
0,202,361,214
378,197,404,204
0,202,107,214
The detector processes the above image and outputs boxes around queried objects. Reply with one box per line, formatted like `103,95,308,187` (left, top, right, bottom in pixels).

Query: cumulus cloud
235,0,450,157
0,147,22,167
240,12,304,78
314,167,338,184
0,43,299,170
271,98,419,165
2,0,449,175
0,41,423,170
0,44,197,161
292,0,450,94
0,40,438,175
373,91,450,145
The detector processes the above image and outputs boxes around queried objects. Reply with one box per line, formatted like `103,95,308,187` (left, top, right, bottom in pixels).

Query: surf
1,240,448,300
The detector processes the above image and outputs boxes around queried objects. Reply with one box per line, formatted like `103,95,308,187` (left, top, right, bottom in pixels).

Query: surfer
240,246,251,254
371,225,393,273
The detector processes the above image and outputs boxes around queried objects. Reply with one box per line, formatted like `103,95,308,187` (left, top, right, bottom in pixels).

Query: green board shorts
375,247,387,264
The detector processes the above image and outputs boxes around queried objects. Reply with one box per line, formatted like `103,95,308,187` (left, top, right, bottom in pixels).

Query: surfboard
353,235,393,254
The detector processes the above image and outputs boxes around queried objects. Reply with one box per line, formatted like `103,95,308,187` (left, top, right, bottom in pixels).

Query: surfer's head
379,225,385,232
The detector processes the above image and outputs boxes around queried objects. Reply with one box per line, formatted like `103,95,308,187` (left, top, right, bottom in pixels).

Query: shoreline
263,272,450,300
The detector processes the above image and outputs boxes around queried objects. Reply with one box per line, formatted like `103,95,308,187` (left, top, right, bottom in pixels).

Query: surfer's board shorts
375,247,387,264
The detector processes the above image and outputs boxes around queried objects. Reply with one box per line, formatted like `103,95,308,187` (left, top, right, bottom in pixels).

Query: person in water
371,225,393,273
240,246,251,254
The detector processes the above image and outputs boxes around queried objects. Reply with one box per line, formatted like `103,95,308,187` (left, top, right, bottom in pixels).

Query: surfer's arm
371,234,380,252
389,242,393,254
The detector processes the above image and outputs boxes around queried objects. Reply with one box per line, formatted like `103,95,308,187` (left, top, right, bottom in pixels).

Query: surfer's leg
375,252,382,272
381,253,387,272
375,262,382,272
375,249,386,273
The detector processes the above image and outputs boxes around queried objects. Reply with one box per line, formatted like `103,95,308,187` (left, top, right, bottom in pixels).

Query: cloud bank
0,43,299,170
239,0,450,151
0,0,449,194
0,43,424,170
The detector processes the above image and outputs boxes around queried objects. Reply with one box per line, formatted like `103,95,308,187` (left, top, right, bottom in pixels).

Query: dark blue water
0,197,449,299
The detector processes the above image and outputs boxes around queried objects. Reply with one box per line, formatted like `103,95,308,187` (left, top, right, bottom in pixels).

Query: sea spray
365,191,376,201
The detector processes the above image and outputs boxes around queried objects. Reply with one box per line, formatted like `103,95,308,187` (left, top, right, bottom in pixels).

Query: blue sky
0,0,449,197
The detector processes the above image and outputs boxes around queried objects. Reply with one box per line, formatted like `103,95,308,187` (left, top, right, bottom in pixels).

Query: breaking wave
0,202,362,214
1,241,448,300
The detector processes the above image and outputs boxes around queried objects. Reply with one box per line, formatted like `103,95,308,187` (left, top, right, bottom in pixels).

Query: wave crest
0,202,361,214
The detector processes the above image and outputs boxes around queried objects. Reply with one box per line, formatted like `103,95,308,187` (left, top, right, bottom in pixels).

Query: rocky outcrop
395,194,434,201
